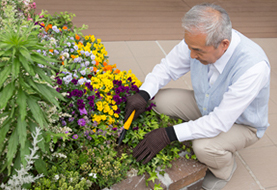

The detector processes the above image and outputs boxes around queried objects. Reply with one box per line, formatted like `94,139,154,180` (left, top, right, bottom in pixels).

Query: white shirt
140,30,270,141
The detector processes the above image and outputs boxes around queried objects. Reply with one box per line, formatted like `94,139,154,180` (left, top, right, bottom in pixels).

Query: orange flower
40,22,45,27
45,24,52,32
93,67,97,72
104,65,113,72
103,62,107,66
75,34,80,40
49,49,53,53
63,26,68,30
78,41,83,45
95,61,99,66
71,55,76,59
62,61,64,65
114,69,120,74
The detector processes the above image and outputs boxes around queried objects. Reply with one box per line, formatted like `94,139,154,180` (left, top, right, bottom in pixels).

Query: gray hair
182,3,232,48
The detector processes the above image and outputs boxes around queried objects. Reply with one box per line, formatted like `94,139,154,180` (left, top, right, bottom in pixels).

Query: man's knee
192,139,211,163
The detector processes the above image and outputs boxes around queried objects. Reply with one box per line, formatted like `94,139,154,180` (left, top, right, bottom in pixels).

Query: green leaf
31,52,57,69
0,118,11,152
19,47,32,62
147,171,158,183
36,83,65,104
154,184,164,190
20,140,31,167
37,133,46,153
35,158,48,175
32,66,53,85
16,88,27,121
19,55,35,76
0,81,15,109
0,63,12,87
27,96,46,128
17,116,27,149
6,129,19,165
12,57,20,80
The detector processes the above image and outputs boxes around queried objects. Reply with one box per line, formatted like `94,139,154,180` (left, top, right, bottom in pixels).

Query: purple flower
68,117,75,122
112,127,117,131
72,134,78,139
146,103,156,111
88,95,95,101
133,126,139,131
113,95,121,105
131,85,139,92
89,101,94,107
56,88,61,92
115,108,121,114
71,89,79,96
95,91,101,98
69,103,73,107
77,99,84,106
115,88,121,95
93,121,98,127
78,118,86,126
127,77,132,82
56,78,63,85
77,90,83,97
78,103,85,109
62,120,67,126
85,82,93,91
71,79,78,85
121,96,127,103
79,107,87,115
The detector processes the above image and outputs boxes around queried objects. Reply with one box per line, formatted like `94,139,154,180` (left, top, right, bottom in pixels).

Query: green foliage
0,19,65,174
39,10,76,29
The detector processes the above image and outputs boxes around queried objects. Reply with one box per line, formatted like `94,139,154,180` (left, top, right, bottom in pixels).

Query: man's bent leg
193,124,259,180
150,88,202,121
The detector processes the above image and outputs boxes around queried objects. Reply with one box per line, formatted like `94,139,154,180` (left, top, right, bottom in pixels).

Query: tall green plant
0,20,65,175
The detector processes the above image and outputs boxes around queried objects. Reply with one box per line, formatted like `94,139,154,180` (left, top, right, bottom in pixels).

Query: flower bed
0,1,196,189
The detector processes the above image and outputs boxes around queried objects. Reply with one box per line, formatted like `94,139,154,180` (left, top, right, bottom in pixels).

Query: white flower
85,61,90,66
90,54,95,60
89,173,97,178
78,78,86,85
50,37,57,45
67,42,71,47
62,52,69,59
54,175,59,180
80,70,86,76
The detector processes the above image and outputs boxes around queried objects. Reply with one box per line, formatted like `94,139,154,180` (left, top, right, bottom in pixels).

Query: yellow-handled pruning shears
117,110,135,146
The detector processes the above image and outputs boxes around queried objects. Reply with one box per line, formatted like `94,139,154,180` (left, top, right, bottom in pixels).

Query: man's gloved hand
124,91,149,122
133,128,171,164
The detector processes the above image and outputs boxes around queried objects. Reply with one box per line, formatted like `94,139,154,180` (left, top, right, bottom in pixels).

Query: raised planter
105,156,207,190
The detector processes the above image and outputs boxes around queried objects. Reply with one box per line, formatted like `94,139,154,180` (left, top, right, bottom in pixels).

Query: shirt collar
212,29,241,74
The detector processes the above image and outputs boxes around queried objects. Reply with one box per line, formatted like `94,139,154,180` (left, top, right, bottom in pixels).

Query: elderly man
124,3,270,190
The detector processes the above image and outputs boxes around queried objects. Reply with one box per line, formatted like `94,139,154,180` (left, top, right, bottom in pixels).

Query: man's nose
190,50,198,59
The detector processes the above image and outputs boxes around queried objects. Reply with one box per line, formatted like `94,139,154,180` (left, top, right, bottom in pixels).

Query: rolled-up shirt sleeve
173,61,270,142
140,40,191,99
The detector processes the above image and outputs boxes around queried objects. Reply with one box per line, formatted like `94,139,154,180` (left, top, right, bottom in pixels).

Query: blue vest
190,31,270,138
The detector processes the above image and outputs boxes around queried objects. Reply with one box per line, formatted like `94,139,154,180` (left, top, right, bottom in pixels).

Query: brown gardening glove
133,128,171,164
124,91,149,122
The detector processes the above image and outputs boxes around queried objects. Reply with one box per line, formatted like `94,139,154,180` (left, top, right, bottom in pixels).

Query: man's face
184,31,229,65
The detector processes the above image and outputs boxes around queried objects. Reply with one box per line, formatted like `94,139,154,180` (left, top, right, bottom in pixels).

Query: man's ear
221,39,230,51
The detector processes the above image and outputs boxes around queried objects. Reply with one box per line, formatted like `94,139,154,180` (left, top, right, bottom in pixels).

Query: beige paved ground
103,39,277,190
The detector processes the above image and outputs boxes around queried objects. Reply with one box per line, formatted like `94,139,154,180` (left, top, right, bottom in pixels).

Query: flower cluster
37,22,144,142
